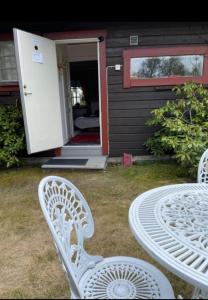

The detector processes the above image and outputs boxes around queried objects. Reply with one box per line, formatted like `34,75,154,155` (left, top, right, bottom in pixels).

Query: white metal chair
38,176,175,299
197,149,208,183
196,150,208,299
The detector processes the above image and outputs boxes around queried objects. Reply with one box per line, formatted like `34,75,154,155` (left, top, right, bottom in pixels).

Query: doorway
56,42,101,147
14,28,108,157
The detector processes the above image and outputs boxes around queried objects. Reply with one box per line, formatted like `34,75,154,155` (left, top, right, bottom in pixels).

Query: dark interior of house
68,60,100,145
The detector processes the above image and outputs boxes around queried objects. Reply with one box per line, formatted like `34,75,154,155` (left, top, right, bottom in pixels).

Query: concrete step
61,146,102,157
41,156,107,170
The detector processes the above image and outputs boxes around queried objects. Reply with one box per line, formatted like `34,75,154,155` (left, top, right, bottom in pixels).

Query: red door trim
123,45,208,87
0,33,13,41
99,38,109,155
45,30,109,156
44,29,107,40
0,84,19,92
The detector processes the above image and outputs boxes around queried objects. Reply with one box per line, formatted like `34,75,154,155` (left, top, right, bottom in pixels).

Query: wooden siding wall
0,91,20,105
106,23,208,156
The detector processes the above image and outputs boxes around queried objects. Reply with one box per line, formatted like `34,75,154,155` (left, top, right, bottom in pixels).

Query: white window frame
0,41,18,84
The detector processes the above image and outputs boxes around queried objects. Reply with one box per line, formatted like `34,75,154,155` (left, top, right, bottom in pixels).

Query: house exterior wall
1,22,208,157
0,91,20,105
106,22,208,156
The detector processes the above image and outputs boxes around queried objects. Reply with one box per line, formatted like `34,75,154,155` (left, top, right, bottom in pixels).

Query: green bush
145,82,208,177
0,104,26,167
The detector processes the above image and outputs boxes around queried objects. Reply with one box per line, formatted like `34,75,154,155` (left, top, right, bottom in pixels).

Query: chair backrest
38,176,95,299
197,149,208,183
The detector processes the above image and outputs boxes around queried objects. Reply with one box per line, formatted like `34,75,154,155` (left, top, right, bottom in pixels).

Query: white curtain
0,41,18,82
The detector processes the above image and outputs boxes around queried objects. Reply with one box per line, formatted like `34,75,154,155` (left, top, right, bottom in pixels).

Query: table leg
192,288,208,299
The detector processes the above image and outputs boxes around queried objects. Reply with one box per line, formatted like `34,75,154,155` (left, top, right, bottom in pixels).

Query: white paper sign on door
32,52,43,63
32,38,40,47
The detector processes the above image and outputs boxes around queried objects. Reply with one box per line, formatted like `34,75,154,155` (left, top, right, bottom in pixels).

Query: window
70,81,86,107
0,41,18,83
123,46,208,87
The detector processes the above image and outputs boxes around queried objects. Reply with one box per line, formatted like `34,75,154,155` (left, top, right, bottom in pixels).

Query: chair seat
78,256,175,299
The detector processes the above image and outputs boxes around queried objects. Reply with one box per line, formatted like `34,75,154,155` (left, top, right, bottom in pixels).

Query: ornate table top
129,183,208,291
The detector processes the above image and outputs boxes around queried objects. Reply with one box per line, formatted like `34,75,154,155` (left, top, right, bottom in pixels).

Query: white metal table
129,183,208,299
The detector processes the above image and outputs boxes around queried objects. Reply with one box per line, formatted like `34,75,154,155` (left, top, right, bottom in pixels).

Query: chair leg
71,291,77,299
192,288,208,299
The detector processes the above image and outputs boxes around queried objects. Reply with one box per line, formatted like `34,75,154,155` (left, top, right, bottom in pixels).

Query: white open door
13,28,64,154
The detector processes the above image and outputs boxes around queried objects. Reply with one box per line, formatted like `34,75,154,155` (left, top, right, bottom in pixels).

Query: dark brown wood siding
0,92,20,105
2,22,208,157
106,23,208,156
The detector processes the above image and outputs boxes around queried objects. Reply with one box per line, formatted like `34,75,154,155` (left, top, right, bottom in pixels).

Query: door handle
24,92,32,96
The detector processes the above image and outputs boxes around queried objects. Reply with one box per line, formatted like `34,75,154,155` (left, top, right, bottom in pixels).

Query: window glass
0,41,18,82
130,55,204,79
70,81,86,107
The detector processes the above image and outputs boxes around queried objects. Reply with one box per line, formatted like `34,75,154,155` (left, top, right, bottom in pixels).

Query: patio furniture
38,175,175,299
198,149,208,183
129,183,208,299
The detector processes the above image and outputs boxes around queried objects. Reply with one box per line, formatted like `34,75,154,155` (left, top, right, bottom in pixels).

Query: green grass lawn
0,161,194,299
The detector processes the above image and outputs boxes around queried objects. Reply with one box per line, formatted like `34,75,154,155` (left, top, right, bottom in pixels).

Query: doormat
70,134,100,144
44,158,88,166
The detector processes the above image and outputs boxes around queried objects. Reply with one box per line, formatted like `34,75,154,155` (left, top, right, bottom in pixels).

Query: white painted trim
56,45,71,142
56,38,102,148
55,38,99,45
58,65,69,143
55,38,102,149
62,145,102,149
67,62,74,137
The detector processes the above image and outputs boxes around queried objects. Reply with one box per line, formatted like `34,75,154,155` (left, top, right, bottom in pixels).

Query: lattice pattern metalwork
39,176,175,299
80,259,168,299
198,149,208,183
129,183,208,299
160,191,208,253
41,177,102,281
